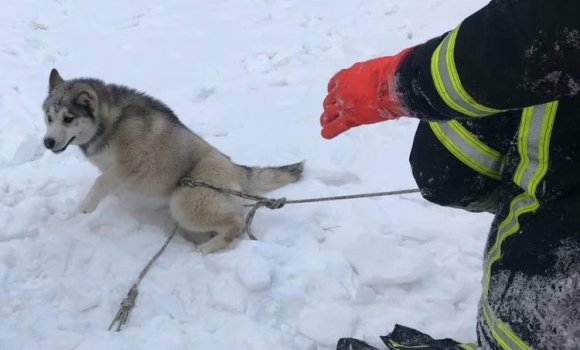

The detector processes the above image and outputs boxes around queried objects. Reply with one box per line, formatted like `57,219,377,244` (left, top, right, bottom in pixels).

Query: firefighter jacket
397,0,580,349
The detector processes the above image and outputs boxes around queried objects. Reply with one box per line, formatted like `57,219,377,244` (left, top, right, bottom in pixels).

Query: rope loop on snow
108,180,420,331
243,197,288,240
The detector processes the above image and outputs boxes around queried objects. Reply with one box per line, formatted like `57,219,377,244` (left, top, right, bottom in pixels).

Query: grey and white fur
41,69,304,254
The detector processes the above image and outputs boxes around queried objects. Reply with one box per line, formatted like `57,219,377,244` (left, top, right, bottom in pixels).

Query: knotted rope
108,180,421,331
179,178,421,240
108,223,179,332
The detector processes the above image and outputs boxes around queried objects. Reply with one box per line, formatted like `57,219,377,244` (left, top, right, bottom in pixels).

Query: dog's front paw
78,198,98,214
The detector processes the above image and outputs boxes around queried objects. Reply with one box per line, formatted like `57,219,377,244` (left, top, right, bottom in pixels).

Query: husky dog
41,69,304,254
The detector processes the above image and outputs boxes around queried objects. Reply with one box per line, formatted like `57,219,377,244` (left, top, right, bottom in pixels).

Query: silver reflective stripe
484,193,536,277
481,102,558,350
484,102,558,291
481,298,530,350
515,104,553,191
435,34,489,116
430,120,503,180
431,25,503,117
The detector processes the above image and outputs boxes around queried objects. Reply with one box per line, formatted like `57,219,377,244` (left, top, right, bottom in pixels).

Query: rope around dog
179,178,422,240
108,180,421,331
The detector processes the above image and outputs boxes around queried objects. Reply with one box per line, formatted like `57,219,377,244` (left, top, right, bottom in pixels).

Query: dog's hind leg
169,185,244,254
195,216,243,254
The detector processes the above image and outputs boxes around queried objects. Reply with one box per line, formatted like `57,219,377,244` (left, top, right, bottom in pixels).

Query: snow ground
0,1,494,349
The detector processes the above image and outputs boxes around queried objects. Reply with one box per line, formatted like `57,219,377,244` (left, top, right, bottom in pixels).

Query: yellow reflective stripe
430,120,503,179
513,103,558,192
483,192,537,292
431,24,503,117
390,339,477,350
387,340,430,348
483,101,559,291
482,298,531,350
512,107,534,187
481,101,558,350
459,342,479,350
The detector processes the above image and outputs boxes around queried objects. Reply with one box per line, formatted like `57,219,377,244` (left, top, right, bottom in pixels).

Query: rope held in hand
108,179,421,331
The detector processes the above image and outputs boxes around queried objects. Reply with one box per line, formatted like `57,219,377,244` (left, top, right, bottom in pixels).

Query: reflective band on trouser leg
431,24,504,117
429,120,503,179
388,339,478,349
481,102,559,350
459,342,479,350
512,103,559,192
483,102,559,290
386,339,431,348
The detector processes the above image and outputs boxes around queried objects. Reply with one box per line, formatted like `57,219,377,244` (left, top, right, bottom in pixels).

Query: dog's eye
47,116,52,123
63,116,74,124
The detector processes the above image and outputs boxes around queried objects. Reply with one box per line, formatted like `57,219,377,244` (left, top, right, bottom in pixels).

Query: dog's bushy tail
236,161,305,194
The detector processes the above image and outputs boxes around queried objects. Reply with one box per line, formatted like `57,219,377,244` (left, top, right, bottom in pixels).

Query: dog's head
42,69,101,154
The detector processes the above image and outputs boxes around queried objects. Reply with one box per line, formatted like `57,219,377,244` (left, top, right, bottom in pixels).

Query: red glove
320,46,415,139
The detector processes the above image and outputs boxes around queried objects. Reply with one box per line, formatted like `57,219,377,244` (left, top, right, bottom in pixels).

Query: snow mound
344,234,432,286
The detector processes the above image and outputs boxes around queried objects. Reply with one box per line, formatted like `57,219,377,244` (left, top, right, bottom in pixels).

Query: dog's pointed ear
75,90,99,113
49,68,64,91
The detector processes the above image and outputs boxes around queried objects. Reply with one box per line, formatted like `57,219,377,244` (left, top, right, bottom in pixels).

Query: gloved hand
320,46,415,139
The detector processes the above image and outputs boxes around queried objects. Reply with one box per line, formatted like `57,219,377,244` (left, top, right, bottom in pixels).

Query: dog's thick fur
42,69,304,254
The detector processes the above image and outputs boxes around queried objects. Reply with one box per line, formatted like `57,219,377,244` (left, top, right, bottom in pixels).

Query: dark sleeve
409,112,519,213
396,0,580,121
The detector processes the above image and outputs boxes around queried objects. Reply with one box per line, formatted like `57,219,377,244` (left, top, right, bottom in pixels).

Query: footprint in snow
28,21,48,31
268,78,290,87
191,87,216,103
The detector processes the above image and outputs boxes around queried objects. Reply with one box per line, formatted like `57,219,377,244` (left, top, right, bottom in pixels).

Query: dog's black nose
44,138,55,149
